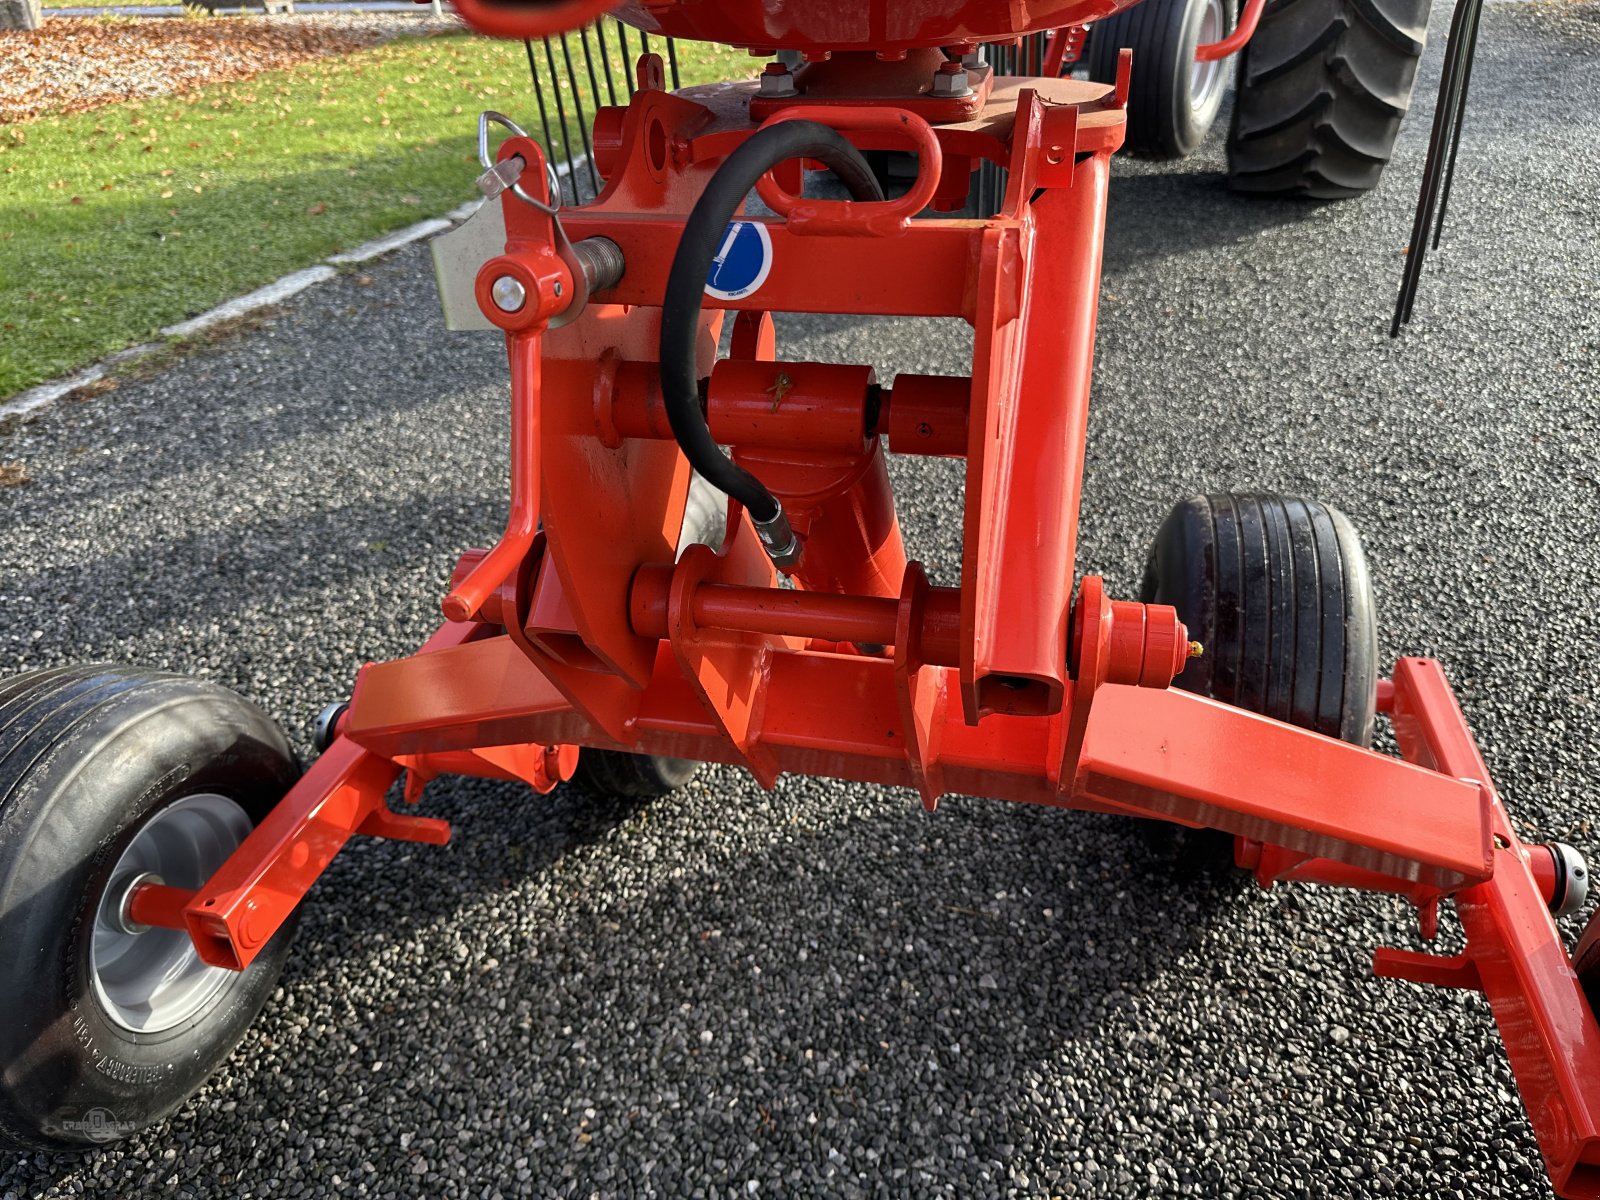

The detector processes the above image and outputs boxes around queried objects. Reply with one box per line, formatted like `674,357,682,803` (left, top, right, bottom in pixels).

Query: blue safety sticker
704,220,774,302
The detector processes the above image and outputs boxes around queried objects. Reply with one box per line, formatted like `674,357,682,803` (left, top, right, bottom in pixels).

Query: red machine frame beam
339,630,1490,887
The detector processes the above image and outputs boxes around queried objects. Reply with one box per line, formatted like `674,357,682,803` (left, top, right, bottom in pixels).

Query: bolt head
758,68,798,98
491,275,527,313
931,65,973,97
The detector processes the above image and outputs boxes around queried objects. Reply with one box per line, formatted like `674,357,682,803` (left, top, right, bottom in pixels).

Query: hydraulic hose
659,121,884,560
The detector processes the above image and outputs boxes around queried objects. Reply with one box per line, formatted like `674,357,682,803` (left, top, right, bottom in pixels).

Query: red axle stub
125,880,198,934
630,566,965,665
605,359,971,460
1099,597,1192,688
1066,578,1192,698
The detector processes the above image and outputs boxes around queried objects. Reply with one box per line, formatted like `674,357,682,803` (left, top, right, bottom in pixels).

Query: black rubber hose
659,121,884,524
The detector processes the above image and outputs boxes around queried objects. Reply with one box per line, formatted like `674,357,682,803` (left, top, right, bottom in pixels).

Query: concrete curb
1,200,488,424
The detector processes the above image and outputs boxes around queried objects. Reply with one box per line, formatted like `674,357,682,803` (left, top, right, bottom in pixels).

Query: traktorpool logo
63,1107,137,1143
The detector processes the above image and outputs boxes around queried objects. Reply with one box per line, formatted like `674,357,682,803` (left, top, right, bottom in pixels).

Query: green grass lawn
0,31,746,398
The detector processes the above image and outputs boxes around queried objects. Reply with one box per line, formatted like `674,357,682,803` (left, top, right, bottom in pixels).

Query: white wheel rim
1190,0,1228,112
90,793,252,1034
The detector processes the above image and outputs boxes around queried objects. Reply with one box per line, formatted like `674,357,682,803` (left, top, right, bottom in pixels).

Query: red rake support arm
1073,682,1493,891
129,621,483,970
1383,658,1600,1197
1248,657,1600,1196
167,732,437,970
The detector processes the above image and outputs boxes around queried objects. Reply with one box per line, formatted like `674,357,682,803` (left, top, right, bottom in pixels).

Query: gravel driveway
2,2,1599,1196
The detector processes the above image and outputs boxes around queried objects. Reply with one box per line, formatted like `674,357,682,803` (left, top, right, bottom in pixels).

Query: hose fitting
752,503,802,570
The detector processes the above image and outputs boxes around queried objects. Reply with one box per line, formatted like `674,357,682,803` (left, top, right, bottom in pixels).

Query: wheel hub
1190,0,1228,111
90,793,252,1034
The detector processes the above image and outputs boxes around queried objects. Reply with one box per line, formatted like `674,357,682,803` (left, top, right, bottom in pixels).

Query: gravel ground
2,2,1599,1196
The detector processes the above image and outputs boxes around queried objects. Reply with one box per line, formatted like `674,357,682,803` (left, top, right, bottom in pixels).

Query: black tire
571,749,699,800
1573,909,1600,1019
1135,493,1379,868
0,665,301,1151
1227,0,1432,198
1088,0,1238,159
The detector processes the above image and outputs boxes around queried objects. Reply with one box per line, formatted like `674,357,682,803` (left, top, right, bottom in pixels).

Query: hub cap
1190,0,1228,112
90,793,252,1034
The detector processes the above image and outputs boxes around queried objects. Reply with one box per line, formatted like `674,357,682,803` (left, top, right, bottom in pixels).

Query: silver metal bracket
432,111,601,331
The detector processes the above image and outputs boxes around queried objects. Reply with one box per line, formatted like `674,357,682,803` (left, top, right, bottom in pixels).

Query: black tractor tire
1135,493,1379,869
1227,0,1432,198
1088,0,1238,159
0,665,301,1151
571,749,699,800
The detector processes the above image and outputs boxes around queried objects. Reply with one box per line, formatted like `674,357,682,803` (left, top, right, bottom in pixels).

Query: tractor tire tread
1227,0,1430,197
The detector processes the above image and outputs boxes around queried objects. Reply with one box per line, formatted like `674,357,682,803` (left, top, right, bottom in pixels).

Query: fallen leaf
307,202,328,215
75,377,119,399
0,464,30,488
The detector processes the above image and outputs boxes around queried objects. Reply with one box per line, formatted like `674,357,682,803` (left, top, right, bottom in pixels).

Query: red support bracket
140,621,483,969
1373,947,1482,991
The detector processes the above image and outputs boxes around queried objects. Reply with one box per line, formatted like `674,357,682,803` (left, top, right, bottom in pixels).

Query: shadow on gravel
4,490,503,660
1101,170,1326,274
0,342,510,531
253,768,1249,1190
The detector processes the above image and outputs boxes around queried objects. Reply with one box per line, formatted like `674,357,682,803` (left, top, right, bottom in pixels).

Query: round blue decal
704,220,774,302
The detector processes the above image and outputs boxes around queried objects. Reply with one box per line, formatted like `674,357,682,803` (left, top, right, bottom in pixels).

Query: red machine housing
610,0,1132,52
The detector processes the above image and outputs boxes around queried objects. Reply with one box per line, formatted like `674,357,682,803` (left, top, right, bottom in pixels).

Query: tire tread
1226,0,1431,197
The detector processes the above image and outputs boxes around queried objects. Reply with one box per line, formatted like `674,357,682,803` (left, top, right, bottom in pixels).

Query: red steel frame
126,39,1600,1200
